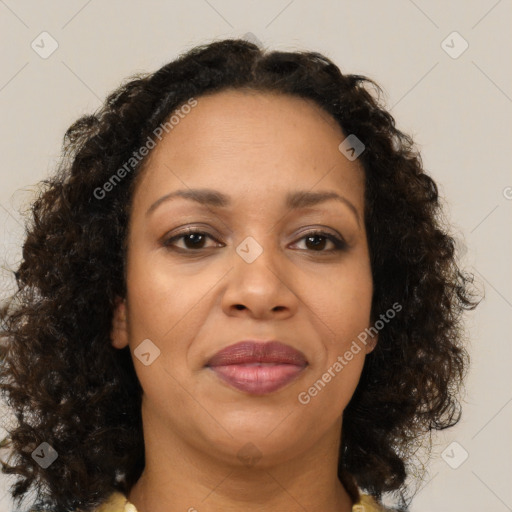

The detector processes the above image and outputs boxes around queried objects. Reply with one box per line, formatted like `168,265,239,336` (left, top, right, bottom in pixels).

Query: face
111,89,375,468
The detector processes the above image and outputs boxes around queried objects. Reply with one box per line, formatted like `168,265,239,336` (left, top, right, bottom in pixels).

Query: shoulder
353,493,394,512
93,491,392,512
94,491,138,512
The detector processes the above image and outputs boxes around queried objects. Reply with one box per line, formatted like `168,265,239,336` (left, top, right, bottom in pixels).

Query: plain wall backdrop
0,1,511,511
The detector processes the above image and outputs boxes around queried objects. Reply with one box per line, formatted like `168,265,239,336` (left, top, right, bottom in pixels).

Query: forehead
163,89,344,153
133,89,364,210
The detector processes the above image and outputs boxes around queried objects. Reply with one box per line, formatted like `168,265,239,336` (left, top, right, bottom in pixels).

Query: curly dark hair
0,38,478,511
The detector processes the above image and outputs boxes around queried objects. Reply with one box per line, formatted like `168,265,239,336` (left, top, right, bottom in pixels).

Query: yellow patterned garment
96,491,385,511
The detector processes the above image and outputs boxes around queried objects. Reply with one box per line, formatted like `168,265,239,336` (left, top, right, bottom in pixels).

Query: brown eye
305,234,329,251
181,232,207,249
293,231,347,252
163,230,222,251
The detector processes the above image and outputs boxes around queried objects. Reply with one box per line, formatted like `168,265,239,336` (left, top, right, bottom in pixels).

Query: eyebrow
146,188,360,225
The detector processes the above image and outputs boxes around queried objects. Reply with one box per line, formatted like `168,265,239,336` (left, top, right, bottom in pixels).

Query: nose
221,240,299,321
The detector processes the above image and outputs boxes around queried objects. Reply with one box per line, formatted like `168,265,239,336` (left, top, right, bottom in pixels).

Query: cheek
298,260,372,412
299,353,365,430
125,250,206,337
311,259,373,343
123,254,203,409
124,250,226,388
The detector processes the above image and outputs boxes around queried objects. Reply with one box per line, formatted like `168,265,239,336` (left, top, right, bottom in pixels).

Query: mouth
205,340,308,395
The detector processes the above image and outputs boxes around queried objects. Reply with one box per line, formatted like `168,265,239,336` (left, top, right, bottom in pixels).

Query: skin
111,89,376,512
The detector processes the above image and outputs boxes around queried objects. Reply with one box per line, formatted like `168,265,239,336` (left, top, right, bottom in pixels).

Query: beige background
1,1,511,511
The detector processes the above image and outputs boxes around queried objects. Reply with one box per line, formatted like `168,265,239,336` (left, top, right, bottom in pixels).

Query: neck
128,412,354,512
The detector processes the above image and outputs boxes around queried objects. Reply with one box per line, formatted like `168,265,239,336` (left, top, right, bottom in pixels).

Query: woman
0,38,478,512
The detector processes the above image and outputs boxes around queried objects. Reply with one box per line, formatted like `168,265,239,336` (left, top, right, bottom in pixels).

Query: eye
162,228,347,253
292,230,347,252
162,229,223,251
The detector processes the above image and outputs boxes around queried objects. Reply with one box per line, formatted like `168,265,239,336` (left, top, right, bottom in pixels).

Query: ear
111,297,129,349
364,334,378,354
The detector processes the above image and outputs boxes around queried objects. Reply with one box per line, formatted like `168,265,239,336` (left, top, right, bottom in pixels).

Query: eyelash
162,228,347,253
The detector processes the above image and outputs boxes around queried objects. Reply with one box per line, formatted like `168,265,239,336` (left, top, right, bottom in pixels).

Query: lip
206,340,308,395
